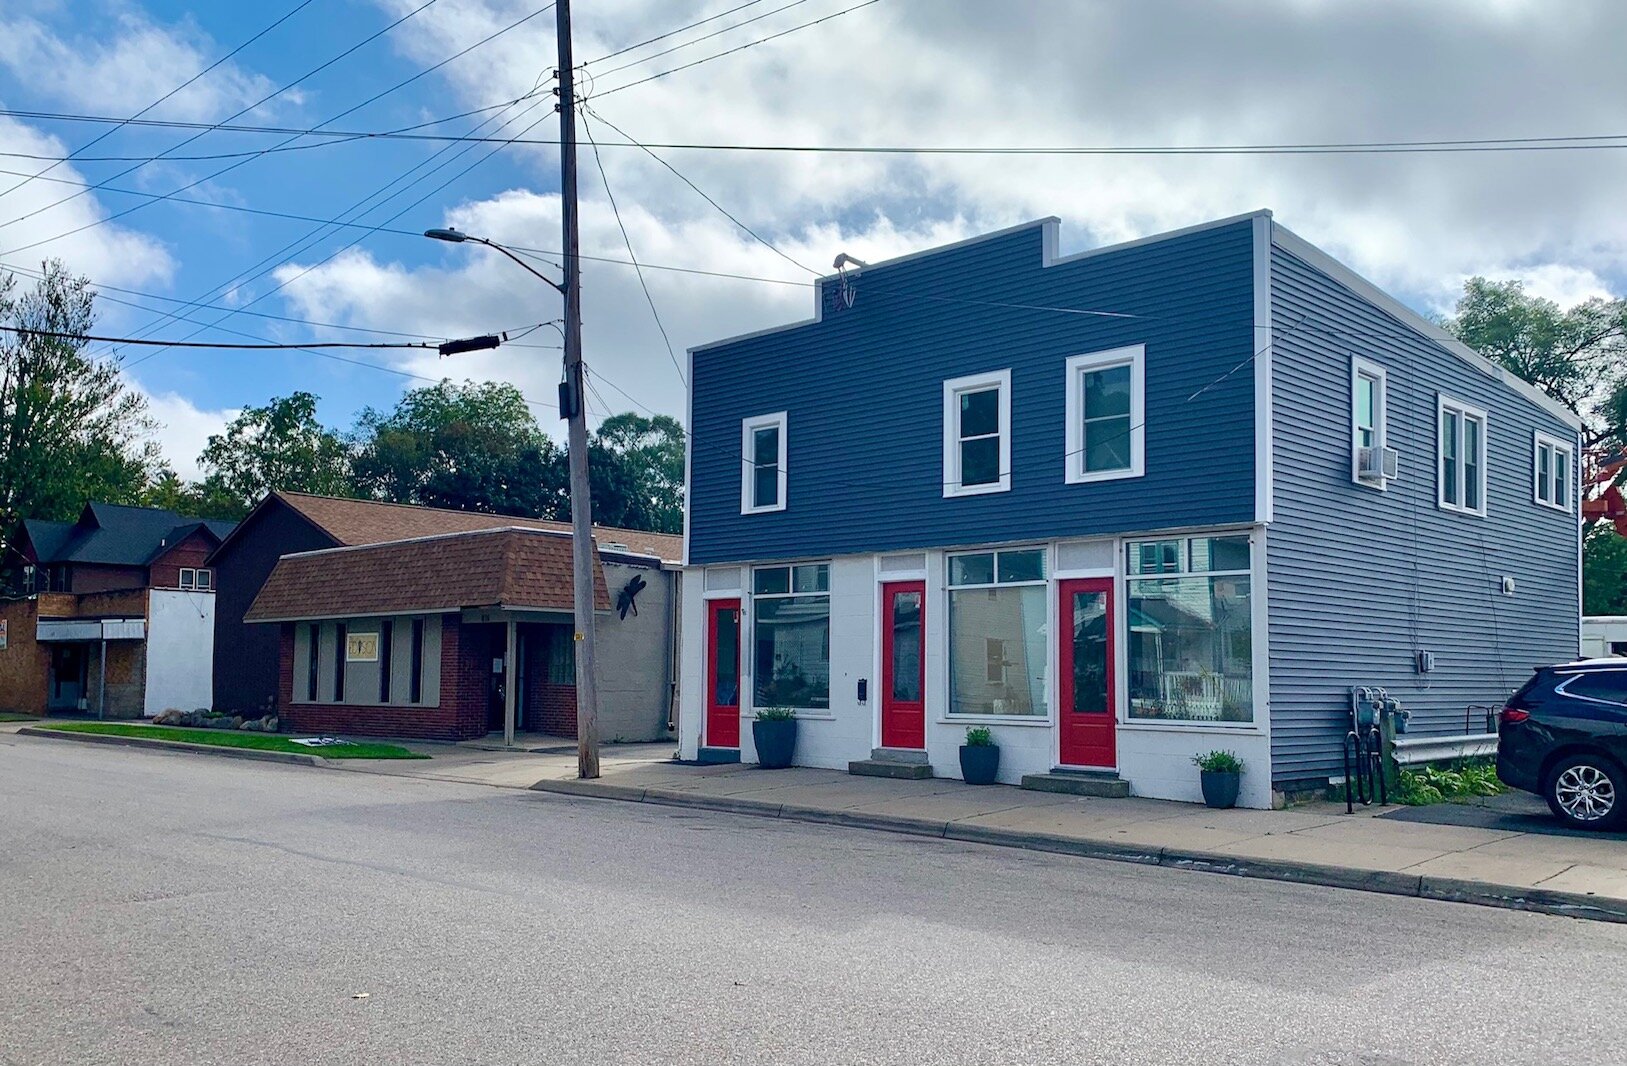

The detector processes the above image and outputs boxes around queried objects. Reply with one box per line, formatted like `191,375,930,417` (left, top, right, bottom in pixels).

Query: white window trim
1350,356,1389,490
179,568,196,590
1064,345,1145,485
942,369,1011,498
944,546,1050,721
1533,430,1574,514
746,562,831,716
739,411,788,515
1436,394,1489,517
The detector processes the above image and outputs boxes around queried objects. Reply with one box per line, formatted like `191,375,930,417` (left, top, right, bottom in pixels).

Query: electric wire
584,0,769,65
585,0,817,82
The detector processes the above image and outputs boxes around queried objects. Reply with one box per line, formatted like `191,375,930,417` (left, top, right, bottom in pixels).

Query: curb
527,776,1627,925
18,726,329,768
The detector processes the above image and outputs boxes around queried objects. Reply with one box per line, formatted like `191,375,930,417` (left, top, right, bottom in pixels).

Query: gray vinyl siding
1267,241,1581,785
687,219,1259,565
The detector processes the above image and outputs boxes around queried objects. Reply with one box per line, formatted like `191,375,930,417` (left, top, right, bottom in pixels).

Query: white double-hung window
1533,431,1573,513
1350,357,1392,487
1438,395,1489,516
942,369,1011,497
1065,345,1144,483
740,412,787,514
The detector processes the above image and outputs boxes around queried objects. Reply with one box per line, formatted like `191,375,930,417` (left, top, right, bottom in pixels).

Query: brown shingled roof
276,492,682,562
244,527,611,623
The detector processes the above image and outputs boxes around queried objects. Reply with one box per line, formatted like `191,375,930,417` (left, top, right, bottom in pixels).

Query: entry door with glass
706,599,742,748
880,581,926,749
1058,578,1115,768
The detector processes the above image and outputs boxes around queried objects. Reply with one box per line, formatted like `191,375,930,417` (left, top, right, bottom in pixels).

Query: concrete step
871,747,929,764
1020,771,1130,798
697,747,741,765
849,758,934,780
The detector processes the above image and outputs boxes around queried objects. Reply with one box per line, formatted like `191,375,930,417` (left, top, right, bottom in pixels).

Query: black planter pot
959,744,1000,785
752,718,798,769
1200,769,1241,809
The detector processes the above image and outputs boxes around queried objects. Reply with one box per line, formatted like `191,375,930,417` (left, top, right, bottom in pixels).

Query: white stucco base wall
1115,725,1273,808
676,567,706,760
144,590,216,718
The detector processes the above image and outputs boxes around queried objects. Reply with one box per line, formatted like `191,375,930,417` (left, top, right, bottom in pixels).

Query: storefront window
1126,536,1253,722
948,548,1047,717
753,564,830,710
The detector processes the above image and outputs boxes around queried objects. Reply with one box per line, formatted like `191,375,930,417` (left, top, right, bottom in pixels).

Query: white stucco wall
144,590,216,717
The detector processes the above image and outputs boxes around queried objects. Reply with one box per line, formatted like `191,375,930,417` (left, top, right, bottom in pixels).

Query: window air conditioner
1358,446,1400,481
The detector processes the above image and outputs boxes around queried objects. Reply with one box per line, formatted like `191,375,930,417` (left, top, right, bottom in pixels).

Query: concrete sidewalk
15,719,1627,923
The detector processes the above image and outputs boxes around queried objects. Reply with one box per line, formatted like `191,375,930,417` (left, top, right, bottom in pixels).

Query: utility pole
556,0,600,779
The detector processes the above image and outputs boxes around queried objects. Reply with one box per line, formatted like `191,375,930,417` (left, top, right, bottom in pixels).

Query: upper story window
942,369,1011,497
179,568,214,591
752,563,830,712
740,412,788,515
1350,357,1394,488
947,547,1047,718
1438,395,1488,516
1533,431,1573,513
1064,345,1145,483
21,565,36,595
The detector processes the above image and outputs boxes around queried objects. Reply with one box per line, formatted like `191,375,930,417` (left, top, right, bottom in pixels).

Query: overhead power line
585,0,817,81
584,0,769,64
0,0,317,204
7,107,1627,157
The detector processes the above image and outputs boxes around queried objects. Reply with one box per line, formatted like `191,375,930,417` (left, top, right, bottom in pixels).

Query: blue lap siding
687,218,1260,565
1266,235,1582,786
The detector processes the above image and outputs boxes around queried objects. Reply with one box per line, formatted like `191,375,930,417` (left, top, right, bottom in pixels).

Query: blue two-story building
676,210,1582,807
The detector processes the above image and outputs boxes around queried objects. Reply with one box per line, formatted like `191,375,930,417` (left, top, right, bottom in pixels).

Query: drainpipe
97,636,107,720
665,566,680,735
503,620,518,748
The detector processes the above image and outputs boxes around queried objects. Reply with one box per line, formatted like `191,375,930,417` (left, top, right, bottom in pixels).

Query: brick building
243,519,679,743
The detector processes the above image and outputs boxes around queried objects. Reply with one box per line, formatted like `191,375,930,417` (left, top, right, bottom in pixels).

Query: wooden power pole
556,0,600,779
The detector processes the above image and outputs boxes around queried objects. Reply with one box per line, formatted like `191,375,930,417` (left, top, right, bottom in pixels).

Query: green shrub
964,727,995,747
755,707,797,722
1394,758,1505,806
1192,749,1244,774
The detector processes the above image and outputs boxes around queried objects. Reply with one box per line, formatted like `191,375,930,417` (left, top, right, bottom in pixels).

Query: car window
1560,671,1627,705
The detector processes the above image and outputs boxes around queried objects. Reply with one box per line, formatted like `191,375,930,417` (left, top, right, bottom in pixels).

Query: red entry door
880,581,926,749
1058,578,1115,769
705,599,742,748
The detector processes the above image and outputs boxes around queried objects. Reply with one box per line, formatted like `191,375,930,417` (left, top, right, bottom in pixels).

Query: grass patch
39,722,428,760
1394,758,1504,806
0,712,40,723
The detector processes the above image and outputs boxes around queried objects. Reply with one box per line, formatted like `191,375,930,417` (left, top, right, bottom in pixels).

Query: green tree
1445,277,1627,438
0,262,156,540
194,391,351,517
1585,525,1627,616
350,380,566,517
586,412,686,533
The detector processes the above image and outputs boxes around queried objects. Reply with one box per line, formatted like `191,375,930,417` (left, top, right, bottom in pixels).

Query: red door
1058,578,1115,768
705,599,742,748
880,581,926,749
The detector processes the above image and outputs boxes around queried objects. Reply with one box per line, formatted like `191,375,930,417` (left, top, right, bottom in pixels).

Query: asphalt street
3,735,1625,1066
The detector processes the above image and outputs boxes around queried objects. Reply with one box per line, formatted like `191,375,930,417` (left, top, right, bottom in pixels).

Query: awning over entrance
37,617,145,642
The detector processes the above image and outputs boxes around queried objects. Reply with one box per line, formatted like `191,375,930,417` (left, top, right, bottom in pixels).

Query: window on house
546,624,576,684
942,369,1011,497
1534,432,1573,512
179,568,196,589
1351,357,1390,486
947,548,1047,717
379,620,393,703
21,565,36,595
196,568,213,591
305,624,320,703
752,563,830,711
1438,396,1488,515
1065,346,1144,483
1126,535,1253,723
409,619,425,704
740,412,788,514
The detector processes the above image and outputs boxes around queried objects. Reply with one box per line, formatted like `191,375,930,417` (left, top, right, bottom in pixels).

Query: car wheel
1545,754,1626,830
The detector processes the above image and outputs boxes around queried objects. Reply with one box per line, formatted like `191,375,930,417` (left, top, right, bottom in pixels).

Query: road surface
2,734,1623,1065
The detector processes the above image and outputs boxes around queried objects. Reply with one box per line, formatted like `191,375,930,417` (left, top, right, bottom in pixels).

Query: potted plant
1192,750,1244,809
959,727,1000,785
752,708,798,769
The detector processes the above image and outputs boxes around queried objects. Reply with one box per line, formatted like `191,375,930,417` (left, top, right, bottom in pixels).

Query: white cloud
0,117,174,287
137,387,236,481
0,9,286,123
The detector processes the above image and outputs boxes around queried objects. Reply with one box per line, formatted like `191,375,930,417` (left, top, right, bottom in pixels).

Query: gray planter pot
752,718,798,769
1200,769,1241,809
959,744,1000,785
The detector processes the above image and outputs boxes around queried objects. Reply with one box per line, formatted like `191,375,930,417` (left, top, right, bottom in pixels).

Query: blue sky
2,0,1624,478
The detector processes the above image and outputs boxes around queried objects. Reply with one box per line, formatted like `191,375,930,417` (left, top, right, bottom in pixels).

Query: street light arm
475,236,566,297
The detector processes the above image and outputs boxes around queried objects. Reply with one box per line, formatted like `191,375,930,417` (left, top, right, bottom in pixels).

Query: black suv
1498,659,1627,830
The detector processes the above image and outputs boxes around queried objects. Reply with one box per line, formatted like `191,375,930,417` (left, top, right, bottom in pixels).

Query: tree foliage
587,412,686,533
0,262,155,547
1584,524,1627,616
195,391,352,518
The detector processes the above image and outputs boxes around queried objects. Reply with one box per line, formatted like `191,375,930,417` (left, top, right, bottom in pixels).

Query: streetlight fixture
424,223,602,779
